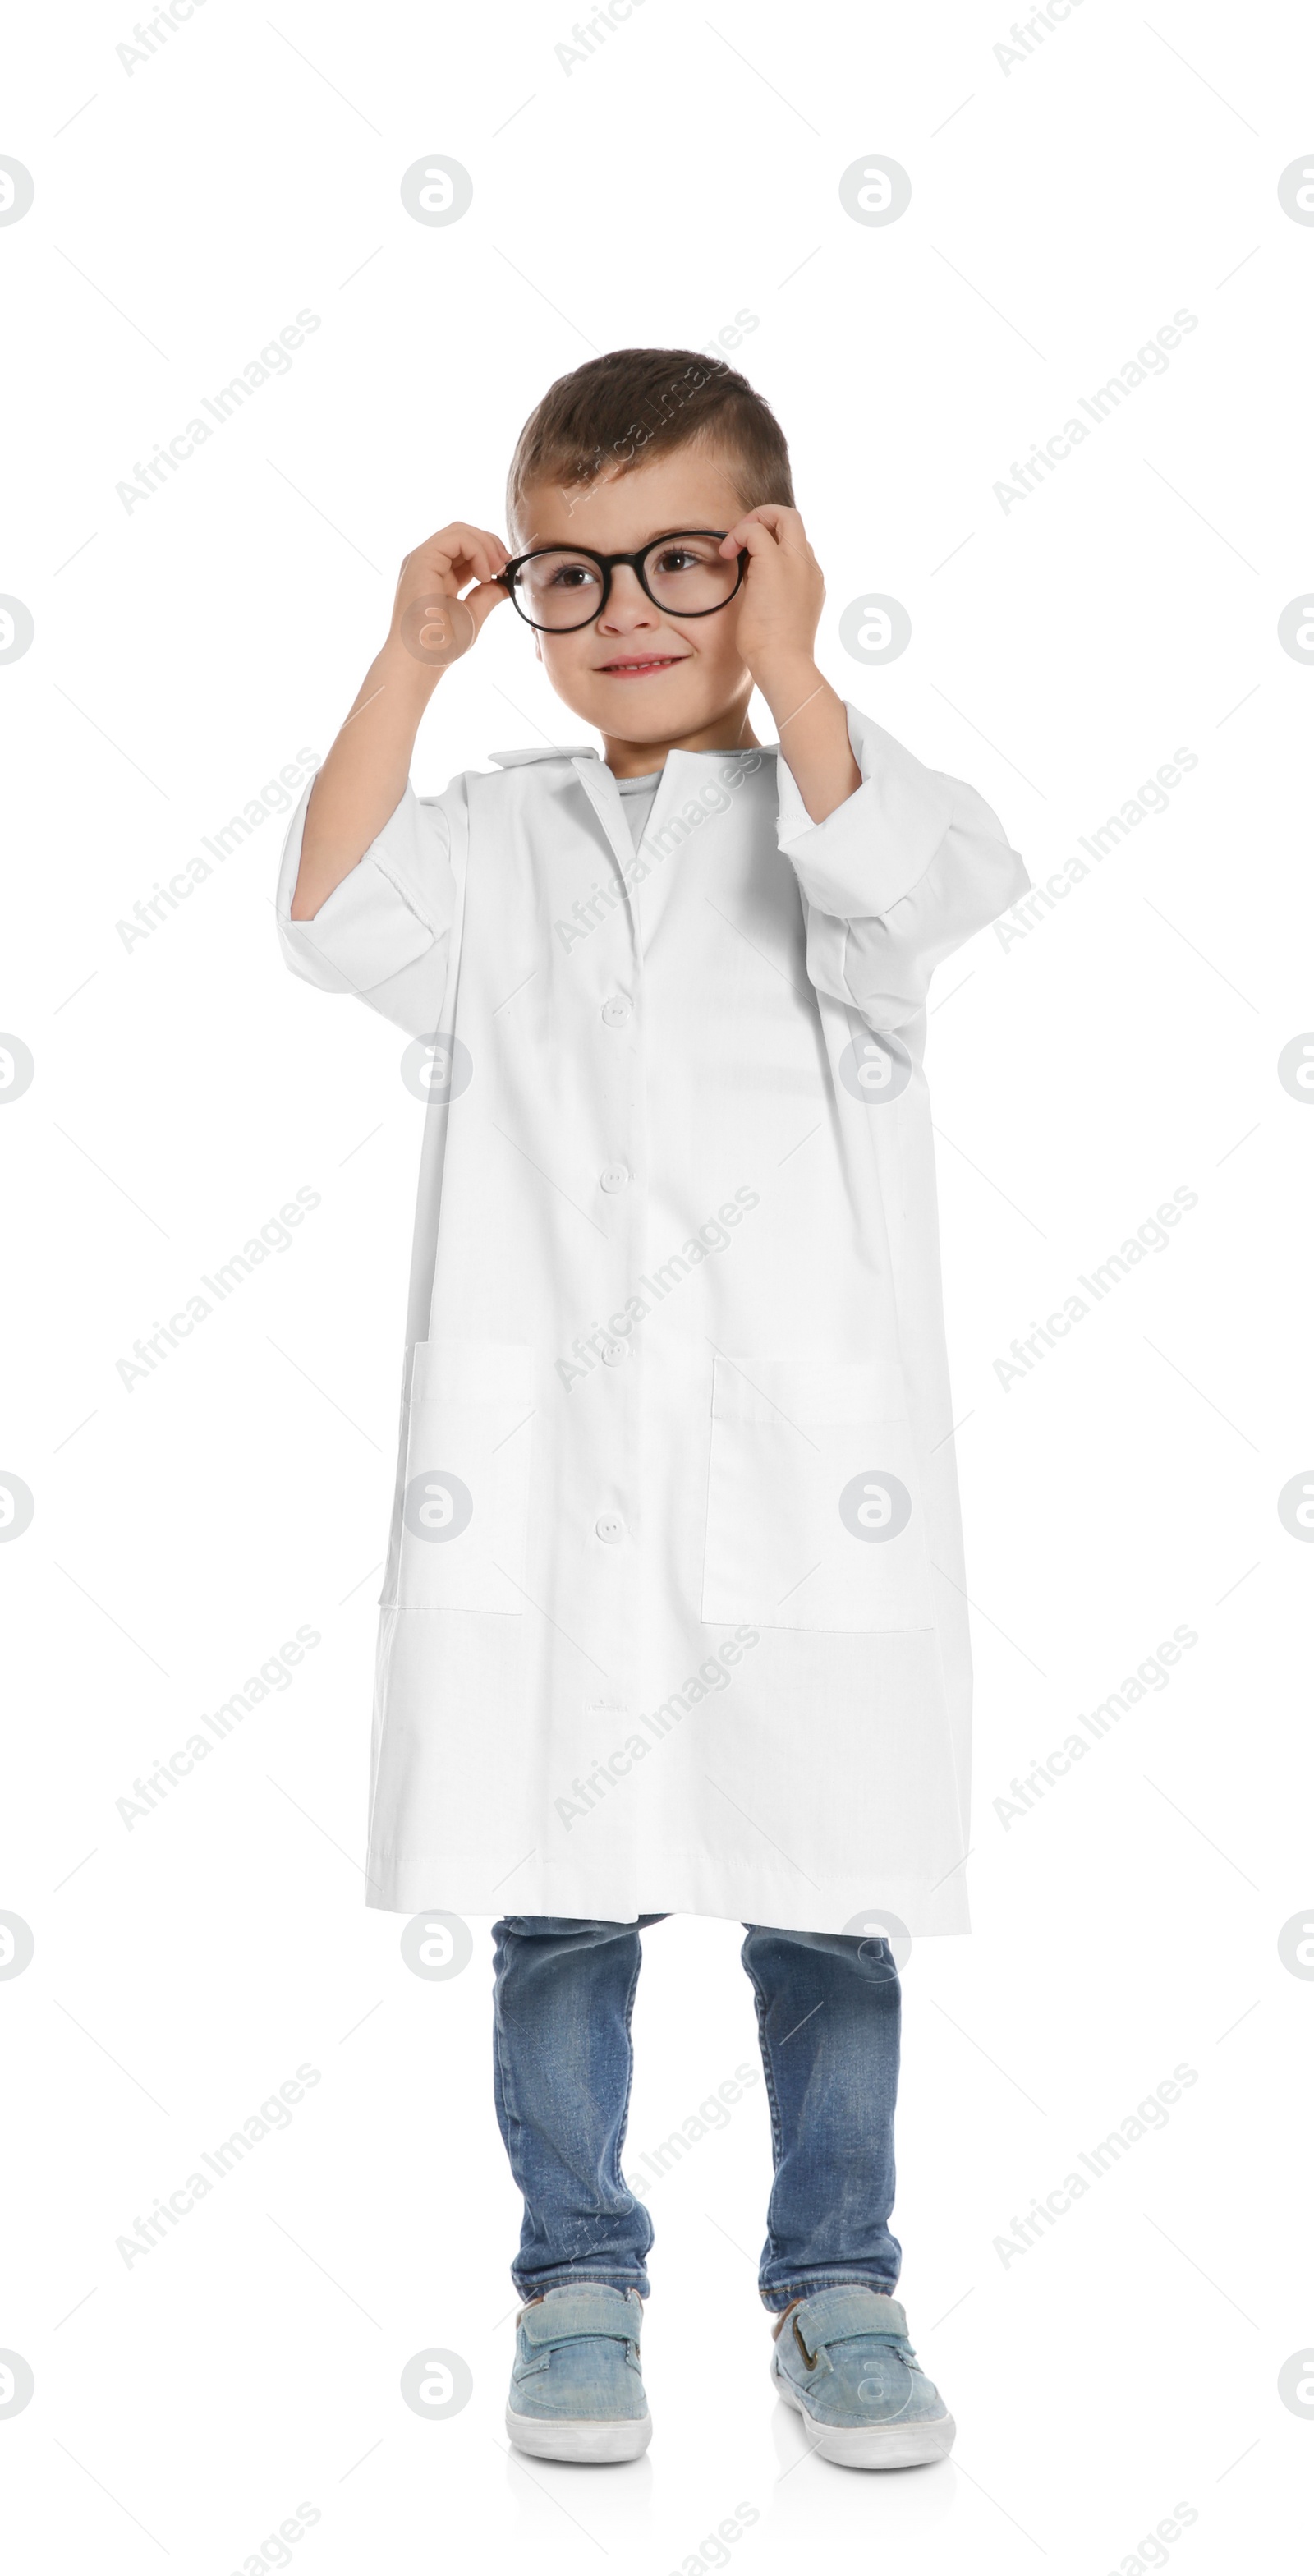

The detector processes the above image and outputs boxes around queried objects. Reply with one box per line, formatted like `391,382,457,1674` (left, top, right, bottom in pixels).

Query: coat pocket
700,1355,936,1632
393,1338,535,1613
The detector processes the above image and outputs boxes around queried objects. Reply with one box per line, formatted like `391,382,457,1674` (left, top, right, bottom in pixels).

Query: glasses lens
643,533,739,614
512,551,606,629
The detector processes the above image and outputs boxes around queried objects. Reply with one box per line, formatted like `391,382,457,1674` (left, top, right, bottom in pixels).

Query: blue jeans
491,1915,902,2312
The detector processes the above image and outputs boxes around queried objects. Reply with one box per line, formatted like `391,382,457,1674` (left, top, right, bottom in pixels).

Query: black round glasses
496,530,749,633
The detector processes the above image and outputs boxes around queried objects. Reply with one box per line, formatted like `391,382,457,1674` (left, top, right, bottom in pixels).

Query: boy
276,349,1028,2469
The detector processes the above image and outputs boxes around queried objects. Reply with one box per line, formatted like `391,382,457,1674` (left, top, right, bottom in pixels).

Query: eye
654,547,699,574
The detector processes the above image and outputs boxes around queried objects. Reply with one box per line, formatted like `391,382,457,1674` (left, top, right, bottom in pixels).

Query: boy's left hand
721,505,861,821
719,506,825,699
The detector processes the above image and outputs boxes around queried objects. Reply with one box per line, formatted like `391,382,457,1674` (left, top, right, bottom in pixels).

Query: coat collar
487,745,599,767
489,743,777,769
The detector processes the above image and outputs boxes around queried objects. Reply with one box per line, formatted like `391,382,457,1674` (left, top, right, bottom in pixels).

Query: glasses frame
495,529,750,633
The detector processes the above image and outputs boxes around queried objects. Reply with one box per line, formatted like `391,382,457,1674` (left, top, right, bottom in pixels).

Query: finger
721,515,784,559
404,527,470,580
461,539,516,594
454,545,495,587
456,525,511,573
410,546,493,600
431,538,487,584
461,527,511,578
430,521,505,556
398,540,463,596
724,504,801,542
413,526,510,585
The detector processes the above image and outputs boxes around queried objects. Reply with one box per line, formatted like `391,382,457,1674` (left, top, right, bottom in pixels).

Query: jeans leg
740,1923,902,2312
492,1914,666,2302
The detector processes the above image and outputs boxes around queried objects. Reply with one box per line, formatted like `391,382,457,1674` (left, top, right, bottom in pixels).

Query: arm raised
289,522,509,921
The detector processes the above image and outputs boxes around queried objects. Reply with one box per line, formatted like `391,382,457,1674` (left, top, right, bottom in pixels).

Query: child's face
511,448,755,752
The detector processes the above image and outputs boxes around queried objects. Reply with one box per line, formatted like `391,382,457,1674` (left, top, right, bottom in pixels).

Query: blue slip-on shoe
507,2284,651,2463
770,2287,956,2468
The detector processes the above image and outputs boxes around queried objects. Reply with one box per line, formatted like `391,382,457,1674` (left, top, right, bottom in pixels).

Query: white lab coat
276,704,1028,1934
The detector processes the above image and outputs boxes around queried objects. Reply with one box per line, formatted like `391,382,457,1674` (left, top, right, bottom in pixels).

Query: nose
596,564,660,635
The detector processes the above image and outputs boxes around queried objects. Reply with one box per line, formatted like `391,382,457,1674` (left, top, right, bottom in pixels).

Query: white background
2,0,1312,2568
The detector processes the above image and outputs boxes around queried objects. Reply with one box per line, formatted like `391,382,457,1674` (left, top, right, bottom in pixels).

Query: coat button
600,1164,629,1193
595,1512,623,1543
601,995,632,1026
601,1341,627,1365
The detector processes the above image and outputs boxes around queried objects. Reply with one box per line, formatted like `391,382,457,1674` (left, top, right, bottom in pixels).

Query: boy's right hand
289,522,512,921
389,522,511,669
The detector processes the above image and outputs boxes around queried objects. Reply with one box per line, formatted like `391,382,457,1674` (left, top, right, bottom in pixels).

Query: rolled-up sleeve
776,701,1030,1035
275,778,459,1037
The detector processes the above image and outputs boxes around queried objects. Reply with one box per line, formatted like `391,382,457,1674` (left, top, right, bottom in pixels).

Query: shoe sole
773,2364,956,2468
505,2404,652,2463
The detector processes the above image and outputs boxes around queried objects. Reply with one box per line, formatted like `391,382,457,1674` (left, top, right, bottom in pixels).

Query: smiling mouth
596,656,687,676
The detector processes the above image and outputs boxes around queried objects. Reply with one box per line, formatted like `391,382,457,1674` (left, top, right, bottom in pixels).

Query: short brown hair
505,346,793,533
